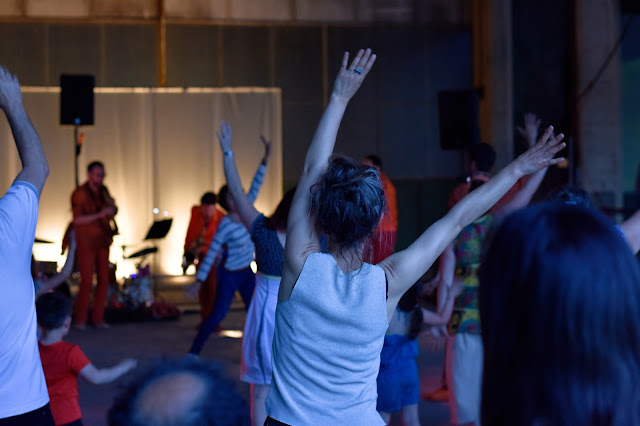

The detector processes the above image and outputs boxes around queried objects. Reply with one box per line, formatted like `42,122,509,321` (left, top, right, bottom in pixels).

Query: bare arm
279,48,376,303
423,243,457,326
218,121,262,231
435,244,455,313
420,286,458,326
381,127,565,319
621,208,640,254
79,358,137,385
494,166,548,218
495,112,546,216
36,233,77,296
0,66,49,194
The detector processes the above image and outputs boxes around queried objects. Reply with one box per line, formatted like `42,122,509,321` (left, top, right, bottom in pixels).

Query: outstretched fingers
348,48,376,78
216,120,232,151
332,48,377,102
340,52,349,70
543,133,566,165
347,49,365,71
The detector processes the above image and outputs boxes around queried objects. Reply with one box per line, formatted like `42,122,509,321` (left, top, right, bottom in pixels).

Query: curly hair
310,156,386,252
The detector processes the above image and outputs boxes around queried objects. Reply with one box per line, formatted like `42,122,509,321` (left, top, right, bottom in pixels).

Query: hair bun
311,155,387,249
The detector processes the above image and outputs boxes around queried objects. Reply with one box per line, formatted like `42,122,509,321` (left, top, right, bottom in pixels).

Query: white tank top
266,252,388,425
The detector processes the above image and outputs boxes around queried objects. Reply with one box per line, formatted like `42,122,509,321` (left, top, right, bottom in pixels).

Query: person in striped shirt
187,139,271,355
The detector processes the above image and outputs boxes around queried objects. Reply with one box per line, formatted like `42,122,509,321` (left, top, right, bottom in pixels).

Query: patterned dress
448,214,495,335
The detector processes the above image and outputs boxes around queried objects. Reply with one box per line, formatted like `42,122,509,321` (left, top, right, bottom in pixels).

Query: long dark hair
266,187,296,232
310,155,386,253
479,203,640,425
217,185,229,212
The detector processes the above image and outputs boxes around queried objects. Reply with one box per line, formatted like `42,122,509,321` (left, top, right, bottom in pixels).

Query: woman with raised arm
186,142,270,356
217,121,294,426
264,48,565,426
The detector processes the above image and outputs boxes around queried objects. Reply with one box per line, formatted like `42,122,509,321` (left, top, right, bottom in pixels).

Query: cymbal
126,247,158,259
35,237,54,244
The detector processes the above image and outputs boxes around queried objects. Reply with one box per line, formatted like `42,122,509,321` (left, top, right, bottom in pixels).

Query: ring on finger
354,67,364,74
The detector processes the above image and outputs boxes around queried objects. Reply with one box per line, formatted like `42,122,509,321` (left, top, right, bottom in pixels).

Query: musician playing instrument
183,192,225,321
71,161,117,329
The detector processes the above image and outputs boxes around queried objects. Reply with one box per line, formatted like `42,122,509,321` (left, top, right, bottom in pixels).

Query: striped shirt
197,164,265,278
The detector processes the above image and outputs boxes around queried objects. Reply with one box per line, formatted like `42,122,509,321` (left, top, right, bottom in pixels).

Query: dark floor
66,275,451,426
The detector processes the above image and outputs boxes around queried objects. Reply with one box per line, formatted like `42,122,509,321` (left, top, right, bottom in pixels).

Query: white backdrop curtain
0,87,282,276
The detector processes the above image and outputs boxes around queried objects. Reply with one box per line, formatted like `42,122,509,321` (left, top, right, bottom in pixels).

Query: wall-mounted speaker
438,89,480,150
60,74,95,126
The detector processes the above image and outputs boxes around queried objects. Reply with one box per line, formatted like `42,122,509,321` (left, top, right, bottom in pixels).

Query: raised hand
331,48,376,104
513,125,565,176
0,66,22,112
216,120,232,153
260,135,272,165
516,113,541,148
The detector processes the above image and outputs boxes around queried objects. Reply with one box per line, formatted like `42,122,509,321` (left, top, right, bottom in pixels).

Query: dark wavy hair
36,292,72,330
311,156,386,252
108,357,249,426
479,203,640,426
266,187,296,232
200,192,217,206
217,185,229,212
87,161,104,172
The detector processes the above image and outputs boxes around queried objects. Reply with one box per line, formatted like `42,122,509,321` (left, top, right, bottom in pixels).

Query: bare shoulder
279,244,321,303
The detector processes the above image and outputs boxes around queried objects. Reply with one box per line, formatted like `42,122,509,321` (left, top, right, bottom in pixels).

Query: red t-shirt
38,341,91,425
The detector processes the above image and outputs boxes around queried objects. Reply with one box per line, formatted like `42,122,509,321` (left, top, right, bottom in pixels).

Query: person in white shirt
0,65,51,425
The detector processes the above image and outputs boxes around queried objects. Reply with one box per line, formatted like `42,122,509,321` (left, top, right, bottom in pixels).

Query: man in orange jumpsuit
72,161,116,329
184,192,225,321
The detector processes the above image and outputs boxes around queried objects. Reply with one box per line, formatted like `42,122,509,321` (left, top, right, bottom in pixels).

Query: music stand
144,218,172,241
124,219,173,300
126,219,172,263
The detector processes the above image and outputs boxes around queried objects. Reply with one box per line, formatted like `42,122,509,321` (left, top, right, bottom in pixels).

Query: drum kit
116,218,173,307
34,218,173,312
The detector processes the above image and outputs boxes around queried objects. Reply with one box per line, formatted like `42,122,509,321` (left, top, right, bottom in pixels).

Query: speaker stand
74,124,81,188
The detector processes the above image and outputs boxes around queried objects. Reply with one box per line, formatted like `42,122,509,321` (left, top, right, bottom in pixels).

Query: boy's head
469,143,496,173
36,292,72,332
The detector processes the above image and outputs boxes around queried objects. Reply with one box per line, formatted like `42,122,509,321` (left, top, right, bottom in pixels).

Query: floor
66,275,452,426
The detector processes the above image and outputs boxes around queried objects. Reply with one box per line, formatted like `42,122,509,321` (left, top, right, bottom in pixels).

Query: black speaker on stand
60,74,95,188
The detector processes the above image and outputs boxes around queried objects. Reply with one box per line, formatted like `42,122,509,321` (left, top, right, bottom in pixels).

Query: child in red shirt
36,293,137,426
